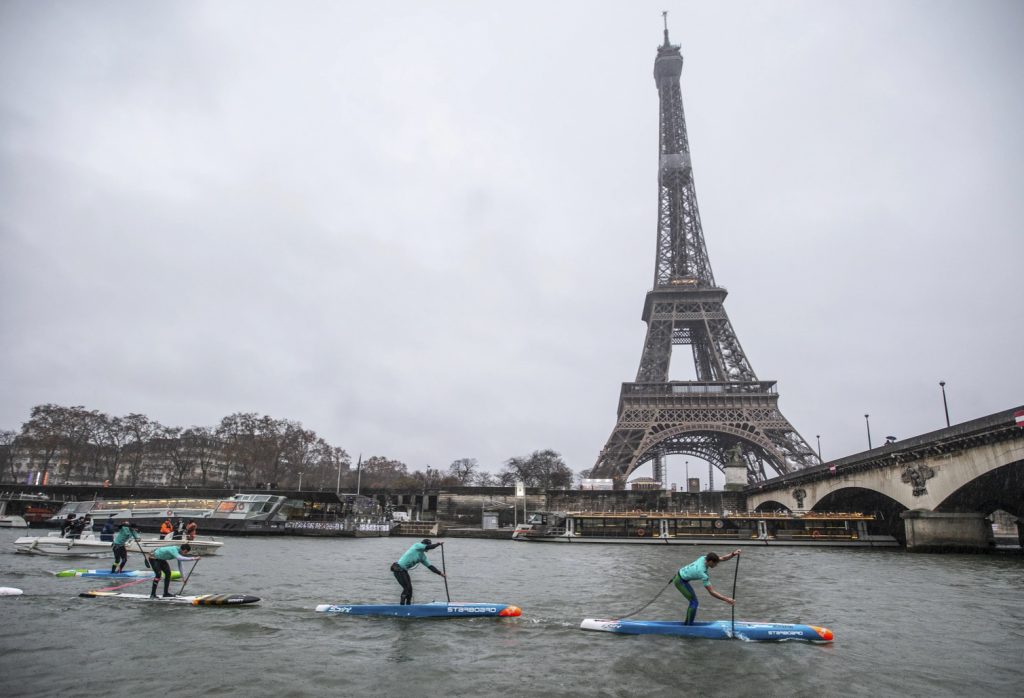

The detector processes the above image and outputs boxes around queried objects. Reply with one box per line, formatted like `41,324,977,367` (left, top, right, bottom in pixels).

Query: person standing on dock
674,549,741,625
111,521,142,573
148,543,199,598
390,539,445,605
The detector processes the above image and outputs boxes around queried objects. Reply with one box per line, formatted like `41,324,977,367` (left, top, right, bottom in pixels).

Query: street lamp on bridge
816,435,822,460
939,381,950,427
864,414,872,450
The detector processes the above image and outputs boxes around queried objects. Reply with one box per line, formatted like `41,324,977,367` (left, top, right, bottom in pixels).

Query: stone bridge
744,406,1024,551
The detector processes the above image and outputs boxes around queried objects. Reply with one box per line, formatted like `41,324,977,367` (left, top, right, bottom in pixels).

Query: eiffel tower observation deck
591,19,820,488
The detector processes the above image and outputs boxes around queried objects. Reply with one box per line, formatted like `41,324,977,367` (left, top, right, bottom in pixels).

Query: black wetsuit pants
150,559,173,597
391,563,413,605
111,544,128,572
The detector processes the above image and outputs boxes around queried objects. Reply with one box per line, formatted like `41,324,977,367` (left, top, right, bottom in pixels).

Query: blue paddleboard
315,602,522,618
580,618,833,643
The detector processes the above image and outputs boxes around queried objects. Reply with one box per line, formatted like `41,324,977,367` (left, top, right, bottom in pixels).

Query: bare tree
180,426,219,486
359,456,409,489
447,458,479,485
123,414,160,487
19,404,70,482
0,430,17,483
499,449,572,489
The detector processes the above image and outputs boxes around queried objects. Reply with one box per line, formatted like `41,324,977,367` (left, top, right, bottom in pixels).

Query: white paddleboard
80,591,259,605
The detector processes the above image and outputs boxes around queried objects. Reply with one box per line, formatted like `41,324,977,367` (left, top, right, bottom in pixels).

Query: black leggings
112,544,128,571
150,559,173,595
391,563,413,605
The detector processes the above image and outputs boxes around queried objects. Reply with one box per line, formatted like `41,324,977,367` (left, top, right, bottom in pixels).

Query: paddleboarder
674,549,741,625
390,539,445,605
147,543,199,598
110,521,142,573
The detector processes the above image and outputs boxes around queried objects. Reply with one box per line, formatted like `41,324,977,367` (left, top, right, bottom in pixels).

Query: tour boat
13,531,224,557
43,492,391,536
512,510,899,547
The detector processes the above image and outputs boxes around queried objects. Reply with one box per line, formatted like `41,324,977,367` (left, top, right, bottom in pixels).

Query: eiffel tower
591,20,820,487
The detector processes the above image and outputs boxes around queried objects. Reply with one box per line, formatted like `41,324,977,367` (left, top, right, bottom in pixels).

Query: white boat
0,515,29,528
0,492,56,528
13,531,224,557
46,496,220,531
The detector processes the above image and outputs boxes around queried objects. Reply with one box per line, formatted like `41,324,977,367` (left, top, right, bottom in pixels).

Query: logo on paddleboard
447,606,498,613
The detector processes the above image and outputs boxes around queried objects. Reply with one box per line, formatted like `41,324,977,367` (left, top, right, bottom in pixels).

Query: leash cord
614,577,675,620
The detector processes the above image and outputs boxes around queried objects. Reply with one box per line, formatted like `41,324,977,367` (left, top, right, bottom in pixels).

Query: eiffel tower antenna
591,20,820,488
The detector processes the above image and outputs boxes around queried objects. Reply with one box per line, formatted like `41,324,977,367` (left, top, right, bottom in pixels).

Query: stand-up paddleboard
1,587,24,596
80,591,260,606
315,602,522,618
55,569,182,579
580,618,833,643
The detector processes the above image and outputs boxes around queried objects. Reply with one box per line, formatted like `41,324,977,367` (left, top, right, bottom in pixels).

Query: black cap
421,539,432,545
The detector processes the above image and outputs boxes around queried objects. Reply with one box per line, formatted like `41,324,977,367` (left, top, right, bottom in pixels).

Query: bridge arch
631,426,787,482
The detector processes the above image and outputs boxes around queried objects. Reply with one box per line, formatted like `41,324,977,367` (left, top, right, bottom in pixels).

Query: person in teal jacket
148,543,199,598
674,549,741,624
110,521,142,573
390,539,445,605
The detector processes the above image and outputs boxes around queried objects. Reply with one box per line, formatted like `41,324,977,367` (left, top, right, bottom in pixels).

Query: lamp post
816,435,822,461
685,460,689,492
939,381,950,427
864,414,872,449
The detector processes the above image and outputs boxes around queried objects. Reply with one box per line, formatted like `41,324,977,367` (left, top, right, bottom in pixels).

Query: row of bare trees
0,404,575,490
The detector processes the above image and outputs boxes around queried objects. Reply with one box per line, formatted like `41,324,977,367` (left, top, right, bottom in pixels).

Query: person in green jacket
674,549,741,624
110,521,142,573
147,543,199,598
390,539,445,605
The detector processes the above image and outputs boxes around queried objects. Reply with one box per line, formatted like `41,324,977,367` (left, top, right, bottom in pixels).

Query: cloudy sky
2,1,1022,485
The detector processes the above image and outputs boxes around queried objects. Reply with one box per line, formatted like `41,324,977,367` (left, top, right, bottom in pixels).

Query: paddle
127,529,149,569
730,553,740,638
179,557,200,595
440,542,451,603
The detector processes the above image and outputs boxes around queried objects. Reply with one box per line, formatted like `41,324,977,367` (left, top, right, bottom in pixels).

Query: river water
0,528,1021,697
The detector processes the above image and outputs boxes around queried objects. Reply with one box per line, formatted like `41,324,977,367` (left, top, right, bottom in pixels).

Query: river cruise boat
44,492,390,536
511,510,899,547
13,531,224,557
46,496,220,531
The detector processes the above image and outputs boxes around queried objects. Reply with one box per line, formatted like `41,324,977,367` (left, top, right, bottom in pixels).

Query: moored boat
512,510,899,547
1,492,60,527
43,492,390,536
13,531,223,557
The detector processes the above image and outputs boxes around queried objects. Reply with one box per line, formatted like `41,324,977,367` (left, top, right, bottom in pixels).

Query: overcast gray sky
2,1,1022,485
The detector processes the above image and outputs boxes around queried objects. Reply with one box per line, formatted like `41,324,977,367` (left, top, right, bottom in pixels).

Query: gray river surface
1,528,1021,697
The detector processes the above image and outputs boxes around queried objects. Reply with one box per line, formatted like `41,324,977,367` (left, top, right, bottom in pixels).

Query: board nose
499,605,522,617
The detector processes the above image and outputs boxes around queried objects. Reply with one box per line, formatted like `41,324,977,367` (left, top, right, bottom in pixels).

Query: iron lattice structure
591,25,820,487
